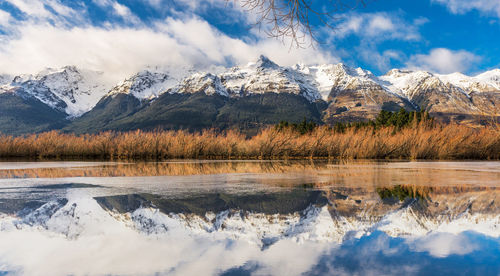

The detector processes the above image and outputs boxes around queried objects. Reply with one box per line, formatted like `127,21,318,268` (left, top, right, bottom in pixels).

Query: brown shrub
0,123,498,160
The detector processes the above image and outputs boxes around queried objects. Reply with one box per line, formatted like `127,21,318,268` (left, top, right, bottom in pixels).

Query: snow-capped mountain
165,56,500,112
437,70,500,94
169,72,230,96
312,64,415,121
380,69,480,115
2,66,113,117
164,55,321,101
161,56,499,121
4,56,500,118
296,63,378,100
106,70,176,100
1,56,499,135
219,55,321,102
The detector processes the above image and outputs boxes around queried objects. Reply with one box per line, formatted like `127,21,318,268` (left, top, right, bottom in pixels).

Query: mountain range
1,55,499,135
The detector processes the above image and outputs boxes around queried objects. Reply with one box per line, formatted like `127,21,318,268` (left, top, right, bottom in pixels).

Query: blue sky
0,0,499,80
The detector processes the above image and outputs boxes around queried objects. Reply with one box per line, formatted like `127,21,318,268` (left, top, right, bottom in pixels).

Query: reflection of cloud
308,232,421,276
0,188,499,275
408,232,479,257
0,193,330,276
0,229,328,276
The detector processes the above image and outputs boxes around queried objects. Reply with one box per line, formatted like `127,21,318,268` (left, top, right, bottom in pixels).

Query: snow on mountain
380,69,500,98
299,63,383,101
1,196,498,247
384,69,485,115
1,57,500,119
128,206,343,246
474,69,500,90
219,55,322,102
107,70,176,99
8,66,113,117
163,55,323,101
0,74,12,86
437,71,500,94
166,55,499,111
169,72,229,96
379,69,438,99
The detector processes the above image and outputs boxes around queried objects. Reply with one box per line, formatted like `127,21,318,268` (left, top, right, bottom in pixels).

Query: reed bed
0,123,499,160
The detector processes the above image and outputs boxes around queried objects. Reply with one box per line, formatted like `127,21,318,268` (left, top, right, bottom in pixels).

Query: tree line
276,108,433,135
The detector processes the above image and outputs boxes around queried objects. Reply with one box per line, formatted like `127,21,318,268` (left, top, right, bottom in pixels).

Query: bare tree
230,0,366,48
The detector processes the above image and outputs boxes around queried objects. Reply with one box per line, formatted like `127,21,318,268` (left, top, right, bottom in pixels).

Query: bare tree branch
229,0,366,48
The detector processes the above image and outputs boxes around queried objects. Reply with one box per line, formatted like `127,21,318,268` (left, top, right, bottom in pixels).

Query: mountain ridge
1,56,499,134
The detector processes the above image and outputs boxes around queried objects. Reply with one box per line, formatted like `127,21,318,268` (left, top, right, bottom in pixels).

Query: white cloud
406,48,481,74
368,16,395,33
327,12,427,72
433,0,500,18
0,17,336,83
333,12,425,41
5,0,87,27
0,1,336,83
0,10,11,26
92,0,141,24
358,48,404,71
5,0,52,18
146,0,163,8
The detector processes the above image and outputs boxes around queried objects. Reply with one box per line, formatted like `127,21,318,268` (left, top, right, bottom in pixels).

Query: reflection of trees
1,162,499,192
0,161,324,178
377,185,432,202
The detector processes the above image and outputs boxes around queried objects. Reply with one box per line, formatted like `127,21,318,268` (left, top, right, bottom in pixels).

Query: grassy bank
0,122,499,160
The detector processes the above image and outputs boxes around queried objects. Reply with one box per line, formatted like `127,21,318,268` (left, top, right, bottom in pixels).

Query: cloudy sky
0,0,499,81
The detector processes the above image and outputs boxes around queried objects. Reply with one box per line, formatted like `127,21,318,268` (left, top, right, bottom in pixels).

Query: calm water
0,160,498,276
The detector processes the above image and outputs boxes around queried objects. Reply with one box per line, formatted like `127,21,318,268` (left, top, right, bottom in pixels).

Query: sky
0,0,499,82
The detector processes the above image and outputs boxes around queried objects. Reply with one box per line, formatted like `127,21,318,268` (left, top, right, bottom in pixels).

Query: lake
0,160,498,276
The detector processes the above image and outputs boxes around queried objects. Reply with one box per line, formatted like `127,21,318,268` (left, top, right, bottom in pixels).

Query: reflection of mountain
95,191,328,215
0,161,498,276
1,187,497,246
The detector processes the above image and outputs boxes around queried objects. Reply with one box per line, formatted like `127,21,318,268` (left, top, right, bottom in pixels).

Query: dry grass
0,123,499,160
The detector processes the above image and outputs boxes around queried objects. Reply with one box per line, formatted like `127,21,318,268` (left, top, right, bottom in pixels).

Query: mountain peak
61,65,80,74
384,68,414,77
174,72,229,96
253,55,279,70
34,65,82,78
108,70,174,100
329,63,373,79
477,68,500,78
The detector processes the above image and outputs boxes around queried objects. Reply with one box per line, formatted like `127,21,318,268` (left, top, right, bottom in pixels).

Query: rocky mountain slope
1,56,499,135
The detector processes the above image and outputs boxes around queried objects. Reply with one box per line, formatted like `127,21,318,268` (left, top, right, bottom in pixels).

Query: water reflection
0,160,498,276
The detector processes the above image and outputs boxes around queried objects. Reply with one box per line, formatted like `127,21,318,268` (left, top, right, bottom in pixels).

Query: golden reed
0,123,498,160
